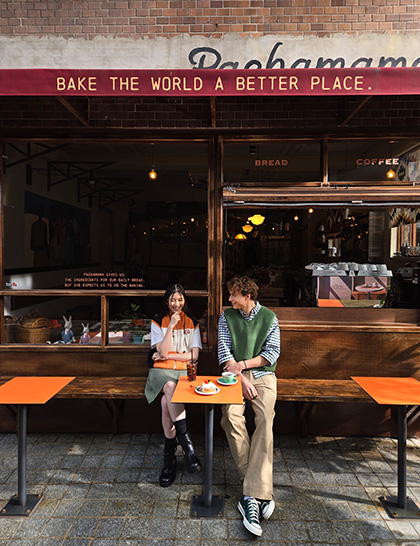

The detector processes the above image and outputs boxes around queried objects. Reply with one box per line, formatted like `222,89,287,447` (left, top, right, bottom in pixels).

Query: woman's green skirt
145,367,187,403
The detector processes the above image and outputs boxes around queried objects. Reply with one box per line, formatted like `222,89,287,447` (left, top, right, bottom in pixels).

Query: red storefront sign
0,67,419,97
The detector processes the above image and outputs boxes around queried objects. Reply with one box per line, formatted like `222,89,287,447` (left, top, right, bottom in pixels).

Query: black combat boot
174,419,201,474
159,437,177,487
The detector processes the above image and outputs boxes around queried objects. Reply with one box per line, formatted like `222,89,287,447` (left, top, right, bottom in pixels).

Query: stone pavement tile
86,483,112,499
95,468,119,483
94,517,124,538
72,469,97,483
116,468,141,483
145,541,172,546
332,520,364,541
34,539,64,546
359,519,394,541
285,459,307,471
91,539,119,546
298,499,329,521
68,517,99,537
174,518,199,539
77,498,106,517
273,472,292,486
290,471,314,486
348,500,382,520
227,518,255,540
273,486,296,503
323,500,355,520
0,518,22,539
377,472,399,487
356,473,383,487
31,498,60,519
306,521,339,543
119,539,145,545
275,501,302,520
152,501,179,518
278,520,309,541
40,517,74,538
9,539,40,546
80,455,104,468
310,471,338,485
122,517,150,538
386,520,420,541
12,517,47,538
333,472,360,486
146,516,174,541
103,499,132,517
109,483,137,499
43,484,70,499
201,518,228,539
63,483,90,499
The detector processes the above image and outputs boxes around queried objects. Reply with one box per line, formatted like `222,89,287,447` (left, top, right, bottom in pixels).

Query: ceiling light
235,233,247,240
294,215,299,221
308,208,314,213
242,224,253,233
149,142,157,181
386,168,396,179
249,214,265,225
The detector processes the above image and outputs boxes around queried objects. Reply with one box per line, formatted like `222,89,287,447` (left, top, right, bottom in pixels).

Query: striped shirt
217,301,280,379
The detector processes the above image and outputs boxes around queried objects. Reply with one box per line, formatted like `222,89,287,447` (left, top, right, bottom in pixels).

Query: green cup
222,371,236,383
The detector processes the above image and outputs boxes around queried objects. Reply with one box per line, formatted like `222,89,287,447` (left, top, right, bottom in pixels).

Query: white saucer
217,377,238,386
195,385,220,396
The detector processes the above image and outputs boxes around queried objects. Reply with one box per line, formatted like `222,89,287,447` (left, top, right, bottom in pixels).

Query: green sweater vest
224,306,277,372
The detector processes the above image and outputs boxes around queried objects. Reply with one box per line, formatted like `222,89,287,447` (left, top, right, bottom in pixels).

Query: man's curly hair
226,275,259,300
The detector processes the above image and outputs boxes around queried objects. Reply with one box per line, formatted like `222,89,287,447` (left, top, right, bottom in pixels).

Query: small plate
217,377,238,386
195,385,220,396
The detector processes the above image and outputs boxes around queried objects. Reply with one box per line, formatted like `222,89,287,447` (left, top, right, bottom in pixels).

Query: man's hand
240,374,258,400
224,360,244,375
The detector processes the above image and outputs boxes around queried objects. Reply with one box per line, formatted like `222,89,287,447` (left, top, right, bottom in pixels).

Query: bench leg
99,400,126,434
296,402,316,436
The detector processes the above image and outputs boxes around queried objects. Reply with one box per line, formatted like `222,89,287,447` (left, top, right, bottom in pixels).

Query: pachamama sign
0,68,419,96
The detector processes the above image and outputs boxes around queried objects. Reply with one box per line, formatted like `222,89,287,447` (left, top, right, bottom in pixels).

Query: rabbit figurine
80,322,90,344
61,315,75,343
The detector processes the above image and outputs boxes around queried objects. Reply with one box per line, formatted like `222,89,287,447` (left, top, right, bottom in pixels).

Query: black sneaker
237,496,262,536
258,499,275,520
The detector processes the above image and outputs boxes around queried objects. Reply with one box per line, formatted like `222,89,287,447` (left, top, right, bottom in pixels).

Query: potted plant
114,303,149,344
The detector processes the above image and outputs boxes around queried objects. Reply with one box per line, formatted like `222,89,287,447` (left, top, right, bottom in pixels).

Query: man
218,275,280,537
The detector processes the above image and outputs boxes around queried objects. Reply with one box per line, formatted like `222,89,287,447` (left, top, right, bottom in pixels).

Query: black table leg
0,405,42,516
191,404,224,518
380,405,420,519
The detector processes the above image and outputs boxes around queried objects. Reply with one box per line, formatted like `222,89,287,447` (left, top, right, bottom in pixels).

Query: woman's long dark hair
162,283,190,316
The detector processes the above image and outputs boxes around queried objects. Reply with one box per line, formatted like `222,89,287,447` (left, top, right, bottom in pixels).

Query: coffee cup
222,371,237,383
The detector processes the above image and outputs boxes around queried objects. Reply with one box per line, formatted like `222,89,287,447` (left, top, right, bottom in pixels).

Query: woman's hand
152,352,165,361
169,311,181,329
240,375,258,401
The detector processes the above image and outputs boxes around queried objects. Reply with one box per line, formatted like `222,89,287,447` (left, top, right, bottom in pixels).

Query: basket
4,315,17,343
15,309,50,344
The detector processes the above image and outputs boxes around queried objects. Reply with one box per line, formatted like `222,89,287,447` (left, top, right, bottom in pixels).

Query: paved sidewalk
0,433,419,545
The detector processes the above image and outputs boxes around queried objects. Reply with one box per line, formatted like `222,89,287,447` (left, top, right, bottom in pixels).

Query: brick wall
1,95,420,130
0,0,418,38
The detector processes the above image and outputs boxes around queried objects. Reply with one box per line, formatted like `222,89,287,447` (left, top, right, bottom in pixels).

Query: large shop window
2,141,208,344
224,206,420,309
223,139,420,311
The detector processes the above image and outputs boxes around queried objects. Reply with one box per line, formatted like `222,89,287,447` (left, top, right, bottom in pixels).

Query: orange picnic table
0,377,75,516
352,376,420,519
172,375,243,517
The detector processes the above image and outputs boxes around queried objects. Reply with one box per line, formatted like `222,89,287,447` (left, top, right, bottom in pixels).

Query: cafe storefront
1,66,420,435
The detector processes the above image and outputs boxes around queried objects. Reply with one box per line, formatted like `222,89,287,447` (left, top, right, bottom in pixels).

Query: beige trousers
221,372,276,500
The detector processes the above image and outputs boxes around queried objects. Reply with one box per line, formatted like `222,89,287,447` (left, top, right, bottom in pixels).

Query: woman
145,283,202,487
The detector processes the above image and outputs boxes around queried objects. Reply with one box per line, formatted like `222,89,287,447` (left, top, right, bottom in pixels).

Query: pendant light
149,143,157,181
249,214,265,226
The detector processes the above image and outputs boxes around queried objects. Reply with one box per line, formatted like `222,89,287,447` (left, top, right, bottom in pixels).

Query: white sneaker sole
260,500,275,520
237,501,262,536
